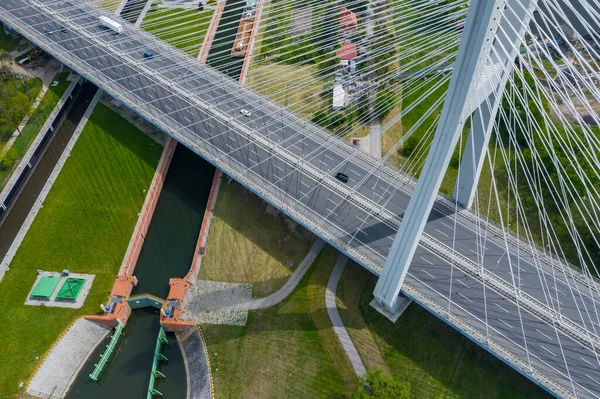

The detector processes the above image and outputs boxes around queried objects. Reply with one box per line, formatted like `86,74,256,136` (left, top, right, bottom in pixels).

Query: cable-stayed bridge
2,0,600,397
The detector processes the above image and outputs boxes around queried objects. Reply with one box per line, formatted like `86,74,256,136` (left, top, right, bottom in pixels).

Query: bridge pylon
374,0,537,313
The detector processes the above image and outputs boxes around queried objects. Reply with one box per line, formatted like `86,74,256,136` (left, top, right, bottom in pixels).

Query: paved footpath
326,252,367,378
26,318,110,399
241,238,326,310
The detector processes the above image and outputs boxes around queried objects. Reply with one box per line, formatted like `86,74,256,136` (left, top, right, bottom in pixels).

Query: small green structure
56,278,86,301
89,321,124,381
147,327,168,398
30,276,61,299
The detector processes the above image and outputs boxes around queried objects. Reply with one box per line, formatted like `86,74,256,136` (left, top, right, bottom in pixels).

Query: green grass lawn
0,72,70,190
202,246,352,399
199,181,314,297
0,103,162,397
141,6,214,57
337,262,552,399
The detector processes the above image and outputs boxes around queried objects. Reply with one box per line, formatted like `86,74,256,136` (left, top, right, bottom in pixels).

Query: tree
18,74,30,94
353,367,411,399
0,50,12,81
0,92,31,136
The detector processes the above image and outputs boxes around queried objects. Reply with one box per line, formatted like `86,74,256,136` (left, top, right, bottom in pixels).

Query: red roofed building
337,42,357,60
339,8,358,32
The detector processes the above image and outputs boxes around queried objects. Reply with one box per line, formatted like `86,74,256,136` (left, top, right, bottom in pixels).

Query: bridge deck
2,0,600,397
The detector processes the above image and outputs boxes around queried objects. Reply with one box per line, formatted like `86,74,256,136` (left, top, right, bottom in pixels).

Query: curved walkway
326,253,367,377
241,238,326,310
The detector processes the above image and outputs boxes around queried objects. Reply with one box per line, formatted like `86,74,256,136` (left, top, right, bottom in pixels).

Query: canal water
66,308,186,399
0,82,97,259
132,144,215,298
120,0,147,24
206,0,246,80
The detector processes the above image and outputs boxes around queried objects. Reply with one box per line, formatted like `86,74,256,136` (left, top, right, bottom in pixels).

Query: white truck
99,16,123,34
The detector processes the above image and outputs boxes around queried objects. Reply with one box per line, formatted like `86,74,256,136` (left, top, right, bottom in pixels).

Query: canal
132,144,215,298
206,0,246,80
0,82,97,259
65,1,248,395
66,308,186,399
120,0,147,24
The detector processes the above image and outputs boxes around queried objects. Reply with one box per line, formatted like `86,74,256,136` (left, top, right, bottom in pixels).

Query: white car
240,109,251,117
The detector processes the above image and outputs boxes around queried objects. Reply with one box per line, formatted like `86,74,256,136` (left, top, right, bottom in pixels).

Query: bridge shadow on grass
336,262,552,399
88,103,163,169
200,180,315,296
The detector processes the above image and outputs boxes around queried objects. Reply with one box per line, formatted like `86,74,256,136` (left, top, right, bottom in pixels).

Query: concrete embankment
177,328,213,399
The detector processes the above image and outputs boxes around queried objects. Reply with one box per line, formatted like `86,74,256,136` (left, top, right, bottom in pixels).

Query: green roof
56,278,85,300
31,276,61,299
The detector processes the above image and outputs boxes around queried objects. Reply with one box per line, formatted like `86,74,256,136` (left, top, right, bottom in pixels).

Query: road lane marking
422,269,435,279
586,374,600,386
435,228,449,238
495,303,510,313
420,256,433,265
540,345,557,357
458,292,473,303
440,221,453,229
582,358,599,370
536,329,553,341
300,181,310,188
498,319,513,329
457,279,470,289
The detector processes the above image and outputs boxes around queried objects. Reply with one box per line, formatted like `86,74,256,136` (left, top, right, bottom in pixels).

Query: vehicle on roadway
99,16,123,34
240,109,251,117
60,26,67,33
143,51,153,59
335,172,349,183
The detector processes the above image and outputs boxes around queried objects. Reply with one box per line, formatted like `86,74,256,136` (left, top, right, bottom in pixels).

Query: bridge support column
374,0,536,313
453,0,538,208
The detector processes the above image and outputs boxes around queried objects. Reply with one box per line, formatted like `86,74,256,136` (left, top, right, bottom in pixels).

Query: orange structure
160,278,195,332
85,275,136,327
337,42,357,60
231,12,254,57
339,8,357,33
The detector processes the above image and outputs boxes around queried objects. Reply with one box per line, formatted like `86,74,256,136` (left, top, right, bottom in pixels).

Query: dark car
143,51,153,59
335,172,349,183
60,26,67,33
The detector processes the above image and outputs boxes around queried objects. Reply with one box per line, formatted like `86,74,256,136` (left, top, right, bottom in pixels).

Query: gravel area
26,318,110,399
182,280,252,326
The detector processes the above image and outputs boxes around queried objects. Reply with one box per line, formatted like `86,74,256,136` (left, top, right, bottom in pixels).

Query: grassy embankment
141,6,214,57
337,262,552,399
203,246,357,398
199,181,314,297
0,72,70,191
0,103,162,397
